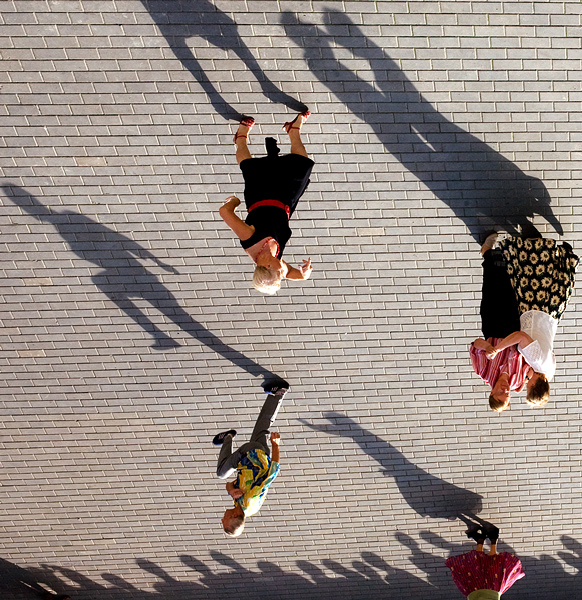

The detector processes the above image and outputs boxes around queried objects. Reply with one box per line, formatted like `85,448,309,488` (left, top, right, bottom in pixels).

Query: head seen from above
222,506,245,537
526,372,550,406
489,372,511,412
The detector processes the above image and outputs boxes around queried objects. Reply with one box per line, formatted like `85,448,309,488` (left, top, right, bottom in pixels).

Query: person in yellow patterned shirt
213,380,288,536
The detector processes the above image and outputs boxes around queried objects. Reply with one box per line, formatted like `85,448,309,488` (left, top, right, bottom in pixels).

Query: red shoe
283,110,310,133
233,117,255,144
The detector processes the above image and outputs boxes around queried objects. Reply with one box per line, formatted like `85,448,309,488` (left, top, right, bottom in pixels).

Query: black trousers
480,249,521,339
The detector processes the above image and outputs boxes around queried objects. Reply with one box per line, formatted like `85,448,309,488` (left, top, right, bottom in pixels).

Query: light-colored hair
526,373,550,406
489,393,509,412
223,513,245,537
252,265,281,295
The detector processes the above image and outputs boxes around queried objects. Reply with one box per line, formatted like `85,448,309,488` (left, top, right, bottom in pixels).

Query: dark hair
526,373,550,406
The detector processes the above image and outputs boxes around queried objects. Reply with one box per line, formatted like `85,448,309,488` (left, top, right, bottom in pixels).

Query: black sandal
481,522,500,543
465,525,486,544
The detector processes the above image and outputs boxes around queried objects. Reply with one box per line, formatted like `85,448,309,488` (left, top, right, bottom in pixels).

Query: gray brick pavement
2,0,582,598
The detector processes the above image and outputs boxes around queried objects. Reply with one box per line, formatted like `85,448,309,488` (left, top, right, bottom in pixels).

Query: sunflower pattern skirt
498,236,579,321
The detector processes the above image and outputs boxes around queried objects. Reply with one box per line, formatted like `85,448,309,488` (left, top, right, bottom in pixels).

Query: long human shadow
35,551,437,599
282,10,563,242
139,0,307,121
300,412,482,521
2,184,277,382
0,557,68,599
4,537,580,600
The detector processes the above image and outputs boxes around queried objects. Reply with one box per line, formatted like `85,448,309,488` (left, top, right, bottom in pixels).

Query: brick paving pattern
1,1,582,598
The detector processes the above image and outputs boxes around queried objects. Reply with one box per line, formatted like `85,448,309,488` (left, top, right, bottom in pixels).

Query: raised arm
270,432,280,463
283,258,312,281
219,196,255,241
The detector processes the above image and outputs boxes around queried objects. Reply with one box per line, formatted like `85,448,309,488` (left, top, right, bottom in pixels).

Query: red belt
248,199,290,219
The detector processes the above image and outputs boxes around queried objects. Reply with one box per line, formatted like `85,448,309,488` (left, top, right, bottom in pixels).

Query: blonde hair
223,514,245,537
489,393,510,412
252,265,281,295
526,373,550,406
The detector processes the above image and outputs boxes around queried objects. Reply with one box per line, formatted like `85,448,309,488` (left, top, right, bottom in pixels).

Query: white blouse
518,310,558,380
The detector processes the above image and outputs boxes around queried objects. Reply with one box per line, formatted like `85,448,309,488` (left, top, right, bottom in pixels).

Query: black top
238,152,314,259
240,207,291,259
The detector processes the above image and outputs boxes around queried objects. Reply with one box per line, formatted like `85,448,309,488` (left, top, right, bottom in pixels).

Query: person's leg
489,541,497,556
234,118,254,165
216,433,243,479
480,248,521,339
283,112,310,158
249,391,285,451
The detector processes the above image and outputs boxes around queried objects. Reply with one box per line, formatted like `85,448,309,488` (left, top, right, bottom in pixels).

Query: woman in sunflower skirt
445,522,525,600
486,235,579,405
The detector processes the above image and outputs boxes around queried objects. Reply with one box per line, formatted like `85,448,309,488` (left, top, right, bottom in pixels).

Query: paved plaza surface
2,1,582,598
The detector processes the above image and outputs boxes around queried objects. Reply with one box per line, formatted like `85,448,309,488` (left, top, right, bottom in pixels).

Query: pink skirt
445,550,525,596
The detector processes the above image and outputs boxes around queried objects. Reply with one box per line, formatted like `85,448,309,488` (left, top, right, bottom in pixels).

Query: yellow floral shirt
235,449,280,516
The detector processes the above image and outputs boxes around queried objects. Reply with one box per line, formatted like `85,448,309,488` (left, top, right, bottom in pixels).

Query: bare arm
489,331,535,359
283,258,312,281
270,432,280,463
472,338,494,352
219,196,255,241
494,331,534,351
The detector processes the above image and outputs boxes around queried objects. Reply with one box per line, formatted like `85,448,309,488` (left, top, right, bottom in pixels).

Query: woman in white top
488,236,578,405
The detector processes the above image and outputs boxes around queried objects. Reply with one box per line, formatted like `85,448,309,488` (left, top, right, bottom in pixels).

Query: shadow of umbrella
2,184,279,383
139,0,307,121
300,412,483,521
282,10,562,242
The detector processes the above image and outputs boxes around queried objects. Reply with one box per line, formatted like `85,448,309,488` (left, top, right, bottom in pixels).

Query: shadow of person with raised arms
139,0,307,121
2,184,277,382
300,411,482,521
282,10,562,242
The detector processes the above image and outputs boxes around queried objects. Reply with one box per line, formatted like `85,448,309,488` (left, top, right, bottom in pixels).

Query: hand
223,195,241,209
226,481,244,499
299,258,312,279
270,432,281,445
485,347,499,360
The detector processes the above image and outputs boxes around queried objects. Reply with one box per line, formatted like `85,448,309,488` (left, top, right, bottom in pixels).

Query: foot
480,231,498,255
481,521,500,543
233,117,255,144
465,525,486,544
263,379,290,399
212,429,237,446
282,110,310,134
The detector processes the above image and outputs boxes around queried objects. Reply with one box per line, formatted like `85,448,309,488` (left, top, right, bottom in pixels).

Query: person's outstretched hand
270,432,281,445
299,258,312,279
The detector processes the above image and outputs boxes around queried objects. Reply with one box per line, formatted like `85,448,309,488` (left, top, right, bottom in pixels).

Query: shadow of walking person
2,184,278,382
0,557,69,600
300,412,483,521
139,0,307,121
281,10,563,242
